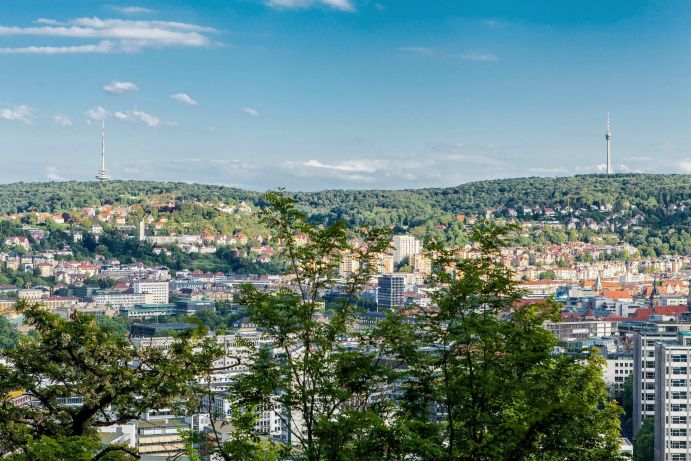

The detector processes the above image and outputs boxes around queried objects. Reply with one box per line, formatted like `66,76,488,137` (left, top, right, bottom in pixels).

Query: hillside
1,174,689,217
0,174,689,256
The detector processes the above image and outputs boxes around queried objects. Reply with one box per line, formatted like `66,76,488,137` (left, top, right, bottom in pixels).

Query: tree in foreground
0,300,218,460
373,222,623,461
226,192,393,461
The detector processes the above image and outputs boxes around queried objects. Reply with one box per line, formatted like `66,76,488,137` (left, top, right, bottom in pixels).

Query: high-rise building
377,274,405,309
392,235,422,265
634,331,679,436
655,335,691,461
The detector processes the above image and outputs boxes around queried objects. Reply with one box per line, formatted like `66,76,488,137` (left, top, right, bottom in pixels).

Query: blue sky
0,0,690,190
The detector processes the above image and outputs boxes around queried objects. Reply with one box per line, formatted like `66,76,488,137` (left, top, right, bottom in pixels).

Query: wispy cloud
241,107,260,117
266,0,355,12
110,6,154,15
304,159,383,173
0,105,32,124
0,41,115,54
132,109,161,127
400,46,497,62
85,105,108,122
103,80,138,94
171,93,198,106
45,166,66,181
0,17,219,54
110,108,174,127
53,115,72,127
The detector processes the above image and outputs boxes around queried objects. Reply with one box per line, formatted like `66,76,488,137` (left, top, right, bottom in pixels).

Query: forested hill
0,174,690,228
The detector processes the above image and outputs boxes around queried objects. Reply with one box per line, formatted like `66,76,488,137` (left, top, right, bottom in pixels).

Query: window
672,380,687,387
671,441,687,449
672,454,687,461
673,367,687,375
671,429,688,437
672,404,687,411
673,355,689,363
673,392,688,400
673,416,687,424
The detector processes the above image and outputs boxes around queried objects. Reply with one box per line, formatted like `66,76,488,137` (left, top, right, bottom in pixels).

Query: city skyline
2,0,691,190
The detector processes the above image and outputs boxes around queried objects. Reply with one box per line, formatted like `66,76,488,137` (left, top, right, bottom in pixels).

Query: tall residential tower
95,121,110,181
606,113,612,175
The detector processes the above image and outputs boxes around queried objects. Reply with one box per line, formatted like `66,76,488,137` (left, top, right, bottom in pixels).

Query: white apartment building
392,235,422,265
634,331,679,437
602,352,634,394
93,291,153,308
655,335,691,461
133,280,169,304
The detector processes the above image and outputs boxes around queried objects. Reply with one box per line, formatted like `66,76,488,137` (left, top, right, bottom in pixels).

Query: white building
602,351,634,394
133,280,169,304
392,235,421,265
634,331,679,437
93,291,153,308
655,335,691,461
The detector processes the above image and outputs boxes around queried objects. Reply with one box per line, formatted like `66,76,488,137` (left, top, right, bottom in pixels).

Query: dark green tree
227,192,392,461
0,300,221,460
0,316,20,351
376,222,623,461
633,418,654,461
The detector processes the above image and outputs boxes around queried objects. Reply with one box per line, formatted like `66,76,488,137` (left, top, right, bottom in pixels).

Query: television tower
95,120,110,181
606,113,612,175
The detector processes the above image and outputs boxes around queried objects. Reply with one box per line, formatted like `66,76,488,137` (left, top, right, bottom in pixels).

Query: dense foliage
0,174,689,255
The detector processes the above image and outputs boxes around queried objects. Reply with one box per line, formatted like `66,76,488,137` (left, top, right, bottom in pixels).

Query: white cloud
0,41,115,54
304,159,382,173
0,17,218,54
266,0,355,12
86,105,109,122
0,105,32,124
677,160,691,173
45,166,66,181
111,108,173,127
241,107,260,117
114,111,131,121
132,109,160,127
103,80,138,94
171,93,198,106
459,52,497,62
400,46,497,61
53,115,72,126
111,6,154,15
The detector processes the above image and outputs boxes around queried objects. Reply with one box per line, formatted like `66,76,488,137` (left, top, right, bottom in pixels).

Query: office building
377,274,405,309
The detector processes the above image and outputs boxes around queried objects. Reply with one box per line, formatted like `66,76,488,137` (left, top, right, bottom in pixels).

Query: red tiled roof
632,305,689,321
601,290,634,300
